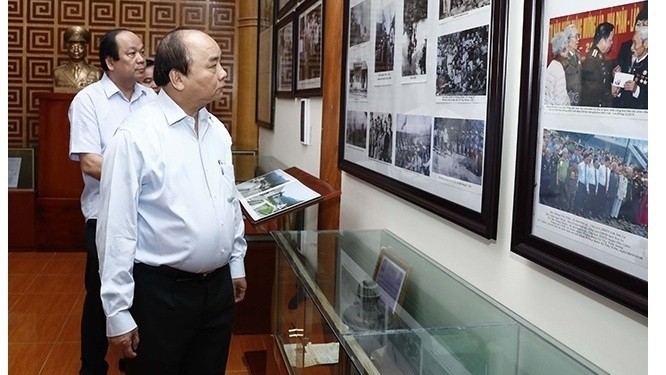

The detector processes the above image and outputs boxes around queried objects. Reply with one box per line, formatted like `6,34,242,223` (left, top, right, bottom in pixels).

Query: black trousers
80,219,109,375
124,263,235,375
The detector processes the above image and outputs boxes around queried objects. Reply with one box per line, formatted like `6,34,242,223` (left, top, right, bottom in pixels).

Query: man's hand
109,328,140,359
233,277,247,303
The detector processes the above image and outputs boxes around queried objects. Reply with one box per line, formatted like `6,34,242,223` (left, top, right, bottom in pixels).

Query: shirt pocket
220,164,237,202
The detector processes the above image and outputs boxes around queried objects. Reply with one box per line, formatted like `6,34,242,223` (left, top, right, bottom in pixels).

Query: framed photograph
373,246,411,315
277,0,296,19
512,0,648,315
295,0,324,96
256,0,276,128
8,147,35,190
275,13,296,97
339,0,508,239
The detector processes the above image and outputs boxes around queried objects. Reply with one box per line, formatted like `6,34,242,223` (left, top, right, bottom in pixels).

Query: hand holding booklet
236,169,322,224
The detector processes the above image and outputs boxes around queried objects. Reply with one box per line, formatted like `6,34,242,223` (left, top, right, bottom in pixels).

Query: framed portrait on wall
339,0,508,239
512,0,648,315
275,13,296,97
295,0,324,96
256,0,276,128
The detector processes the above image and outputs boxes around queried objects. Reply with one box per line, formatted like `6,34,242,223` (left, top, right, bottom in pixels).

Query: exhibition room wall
259,1,648,374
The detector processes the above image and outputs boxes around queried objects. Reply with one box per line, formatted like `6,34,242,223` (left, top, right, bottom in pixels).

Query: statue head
64,26,91,62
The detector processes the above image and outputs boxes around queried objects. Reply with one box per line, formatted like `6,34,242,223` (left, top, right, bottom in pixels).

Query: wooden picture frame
294,0,324,97
339,0,508,239
275,13,296,97
373,246,411,315
256,0,276,128
511,0,648,315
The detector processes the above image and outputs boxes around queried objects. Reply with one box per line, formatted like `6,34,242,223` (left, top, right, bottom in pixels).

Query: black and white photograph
278,0,296,18
349,0,372,47
296,0,323,93
436,25,489,96
432,117,484,184
394,114,432,176
538,129,648,238
346,110,368,148
439,0,490,20
374,1,396,73
340,0,508,239
276,17,294,94
368,112,394,163
348,59,369,100
402,0,428,78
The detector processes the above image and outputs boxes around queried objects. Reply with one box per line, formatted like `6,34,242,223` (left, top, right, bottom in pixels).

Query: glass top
271,230,607,375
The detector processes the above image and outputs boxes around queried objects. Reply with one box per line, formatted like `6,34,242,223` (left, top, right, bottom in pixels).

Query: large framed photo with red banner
512,0,648,315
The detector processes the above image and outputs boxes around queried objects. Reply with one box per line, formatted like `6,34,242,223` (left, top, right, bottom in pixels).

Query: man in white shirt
96,28,247,374
69,28,155,375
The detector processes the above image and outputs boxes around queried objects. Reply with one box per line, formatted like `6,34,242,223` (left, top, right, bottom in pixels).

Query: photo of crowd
544,2,648,109
436,25,489,96
346,110,368,148
374,1,396,73
402,0,428,77
539,129,648,238
439,0,490,20
395,114,432,176
432,117,484,184
368,112,394,163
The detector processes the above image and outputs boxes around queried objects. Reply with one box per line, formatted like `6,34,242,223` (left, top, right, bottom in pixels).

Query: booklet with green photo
236,169,322,224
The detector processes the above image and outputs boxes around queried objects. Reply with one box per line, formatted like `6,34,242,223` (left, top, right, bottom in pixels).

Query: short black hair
99,28,132,71
153,28,193,87
593,22,614,45
145,58,155,67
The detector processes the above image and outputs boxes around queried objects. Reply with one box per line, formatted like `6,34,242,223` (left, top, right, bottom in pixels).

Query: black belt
135,262,225,282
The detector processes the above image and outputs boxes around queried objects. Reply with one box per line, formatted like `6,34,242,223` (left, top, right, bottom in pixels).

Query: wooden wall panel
8,0,238,148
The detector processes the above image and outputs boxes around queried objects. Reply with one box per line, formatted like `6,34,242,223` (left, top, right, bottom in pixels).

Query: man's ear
105,56,115,71
169,69,185,91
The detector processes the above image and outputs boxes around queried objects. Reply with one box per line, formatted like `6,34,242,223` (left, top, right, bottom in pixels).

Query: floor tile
8,343,52,374
24,273,84,295
41,257,86,276
9,311,70,344
8,273,38,295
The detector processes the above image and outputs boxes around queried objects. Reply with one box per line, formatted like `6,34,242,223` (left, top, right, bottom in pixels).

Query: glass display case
271,230,608,375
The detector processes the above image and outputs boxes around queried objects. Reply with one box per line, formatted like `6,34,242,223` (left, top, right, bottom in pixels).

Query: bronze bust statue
53,26,102,92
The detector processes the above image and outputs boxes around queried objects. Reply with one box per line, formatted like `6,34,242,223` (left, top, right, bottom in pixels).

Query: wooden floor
8,251,271,374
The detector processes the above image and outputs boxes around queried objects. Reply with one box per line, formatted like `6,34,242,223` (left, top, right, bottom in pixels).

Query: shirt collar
100,73,150,103
155,90,212,132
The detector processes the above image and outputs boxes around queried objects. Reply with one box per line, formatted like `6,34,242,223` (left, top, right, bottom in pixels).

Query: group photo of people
298,2,322,82
538,129,648,238
394,114,433,176
436,25,489,96
368,112,394,163
543,1,647,109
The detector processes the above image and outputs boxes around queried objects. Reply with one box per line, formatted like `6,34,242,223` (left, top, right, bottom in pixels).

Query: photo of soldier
402,0,428,77
374,1,396,73
368,112,394,163
580,22,615,107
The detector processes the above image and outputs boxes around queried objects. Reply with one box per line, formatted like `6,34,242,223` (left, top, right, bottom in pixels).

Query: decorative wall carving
8,0,237,147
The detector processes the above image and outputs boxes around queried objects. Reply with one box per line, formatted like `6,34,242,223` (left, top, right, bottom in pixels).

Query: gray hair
634,26,648,43
551,31,568,56
563,24,578,40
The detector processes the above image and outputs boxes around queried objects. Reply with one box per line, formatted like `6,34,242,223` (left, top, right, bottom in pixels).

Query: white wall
259,2,649,374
